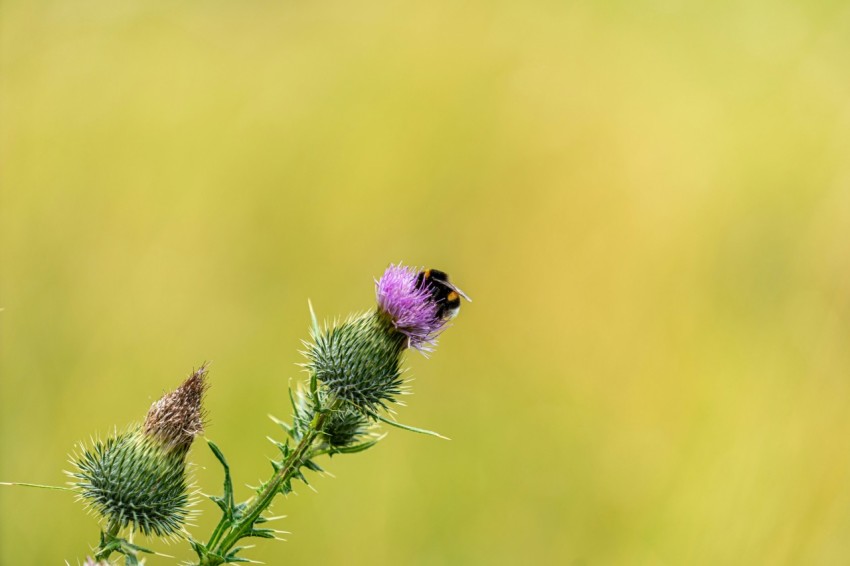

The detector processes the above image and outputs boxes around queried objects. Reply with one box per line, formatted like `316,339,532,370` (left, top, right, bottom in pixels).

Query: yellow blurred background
2,1,850,564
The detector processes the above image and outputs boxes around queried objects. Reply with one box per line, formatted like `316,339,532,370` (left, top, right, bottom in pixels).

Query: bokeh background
2,1,850,564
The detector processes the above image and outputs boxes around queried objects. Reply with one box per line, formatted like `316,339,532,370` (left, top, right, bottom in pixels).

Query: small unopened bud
292,389,371,449
323,404,372,448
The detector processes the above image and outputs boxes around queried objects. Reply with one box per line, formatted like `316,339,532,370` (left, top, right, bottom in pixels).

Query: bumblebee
415,269,471,320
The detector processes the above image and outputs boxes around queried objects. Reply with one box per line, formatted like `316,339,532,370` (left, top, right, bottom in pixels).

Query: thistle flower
70,365,208,537
306,264,468,413
376,264,469,351
375,264,444,351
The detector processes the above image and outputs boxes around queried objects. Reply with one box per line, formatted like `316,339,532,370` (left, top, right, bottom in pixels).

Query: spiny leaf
248,528,276,539
332,436,384,454
307,299,320,337
368,411,450,440
0,481,73,491
269,413,293,436
189,538,206,559
255,514,285,524
225,546,261,563
207,440,235,519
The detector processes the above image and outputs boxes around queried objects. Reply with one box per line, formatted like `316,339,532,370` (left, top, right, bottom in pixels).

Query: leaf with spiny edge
119,539,158,555
225,546,263,563
367,410,450,440
248,528,276,539
224,554,252,563
270,411,294,436
331,435,384,455
292,469,309,485
254,514,285,524
266,436,290,458
207,441,236,519
309,373,319,403
97,534,160,566
307,299,321,338
189,538,207,560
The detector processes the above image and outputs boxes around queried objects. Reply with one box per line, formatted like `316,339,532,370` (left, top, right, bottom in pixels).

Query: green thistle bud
291,388,372,450
69,365,208,537
321,403,372,448
306,311,406,413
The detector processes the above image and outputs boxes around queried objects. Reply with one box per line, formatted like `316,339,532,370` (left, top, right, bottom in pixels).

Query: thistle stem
204,513,229,552
201,401,337,565
94,520,121,561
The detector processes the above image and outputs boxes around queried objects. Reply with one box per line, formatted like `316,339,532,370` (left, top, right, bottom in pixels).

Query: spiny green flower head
69,365,208,537
305,264,468,413
291,388,373,449
321,402,372,448
306,312,405,412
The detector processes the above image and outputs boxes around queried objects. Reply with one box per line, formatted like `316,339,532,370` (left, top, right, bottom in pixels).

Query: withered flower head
70,365,209,537
144,364,209,452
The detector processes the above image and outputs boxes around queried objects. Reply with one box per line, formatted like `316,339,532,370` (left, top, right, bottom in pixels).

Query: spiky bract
305,311,406,413
71,430,192,537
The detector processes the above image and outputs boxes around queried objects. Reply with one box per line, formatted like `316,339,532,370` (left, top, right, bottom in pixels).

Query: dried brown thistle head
143,363,209,452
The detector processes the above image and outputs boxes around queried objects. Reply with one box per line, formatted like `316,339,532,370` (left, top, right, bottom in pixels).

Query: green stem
202,402,337,565
94,520,121,561
204,514,229,553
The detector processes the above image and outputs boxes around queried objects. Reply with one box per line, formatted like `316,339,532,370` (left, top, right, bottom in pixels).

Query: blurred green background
2,1,850,564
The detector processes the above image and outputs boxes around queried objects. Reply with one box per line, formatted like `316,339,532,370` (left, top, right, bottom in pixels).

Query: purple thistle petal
375,264,447,351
